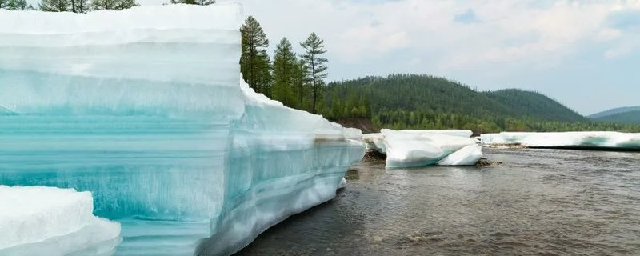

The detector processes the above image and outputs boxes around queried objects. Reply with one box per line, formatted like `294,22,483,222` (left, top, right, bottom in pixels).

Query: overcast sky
143,0,640,115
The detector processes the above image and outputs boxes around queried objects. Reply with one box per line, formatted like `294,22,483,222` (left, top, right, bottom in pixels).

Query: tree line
374,109,640,133
0,0,212,12
240,16,333,114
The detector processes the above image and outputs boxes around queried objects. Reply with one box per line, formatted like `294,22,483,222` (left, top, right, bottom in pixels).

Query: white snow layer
481,132,640,149
0,186,121,256
364,130,481,168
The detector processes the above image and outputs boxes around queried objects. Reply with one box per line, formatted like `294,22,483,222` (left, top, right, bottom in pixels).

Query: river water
235,148,640,256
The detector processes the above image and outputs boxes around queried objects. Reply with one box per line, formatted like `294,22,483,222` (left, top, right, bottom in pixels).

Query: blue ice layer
0,76,364,255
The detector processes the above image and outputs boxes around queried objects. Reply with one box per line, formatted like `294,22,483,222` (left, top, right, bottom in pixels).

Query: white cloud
218,0,640,72
201,0,640,113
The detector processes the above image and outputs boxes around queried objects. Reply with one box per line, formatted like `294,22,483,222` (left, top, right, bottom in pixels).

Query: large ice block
363,130,481,168
0,186,121,256
481,131,640,150
0,5,364,256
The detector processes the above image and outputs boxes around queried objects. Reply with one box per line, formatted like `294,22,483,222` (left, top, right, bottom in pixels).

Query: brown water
234,148,640,256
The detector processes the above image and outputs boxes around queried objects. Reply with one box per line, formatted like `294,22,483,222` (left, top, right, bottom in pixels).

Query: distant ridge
327,74,585,122
589,106,640,119
591,110,640,124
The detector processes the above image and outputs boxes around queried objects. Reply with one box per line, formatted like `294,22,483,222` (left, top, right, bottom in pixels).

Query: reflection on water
235,148,640,256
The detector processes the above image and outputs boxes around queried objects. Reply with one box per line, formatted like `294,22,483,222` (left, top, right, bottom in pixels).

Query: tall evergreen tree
71,0,89,13
272,38,298,107
240,16,271,95
91,0,137,10
169,0,214,5
300,33,328,114
39,0,68,11
292,58,309,110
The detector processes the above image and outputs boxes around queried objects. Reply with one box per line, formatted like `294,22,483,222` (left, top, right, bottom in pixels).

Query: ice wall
0,5,364,256
481,132,640,150
0,186,121,256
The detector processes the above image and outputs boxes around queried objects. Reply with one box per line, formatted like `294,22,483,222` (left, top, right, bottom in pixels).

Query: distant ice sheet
481,132,640,150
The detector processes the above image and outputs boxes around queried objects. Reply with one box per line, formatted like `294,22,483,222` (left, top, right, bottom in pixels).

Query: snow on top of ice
0,4,243,47
0,4,242,34
240,78,284,108
0,186,93,219
239,77,363,139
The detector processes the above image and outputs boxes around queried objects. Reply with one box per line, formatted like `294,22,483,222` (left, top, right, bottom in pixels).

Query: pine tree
39,0,69,12
169,0,214,5
1,0,32,10
272,38,298,107
292,59,309,110
91,0,137,10
240,16,271,95
70,0,89,13
300,33,328,114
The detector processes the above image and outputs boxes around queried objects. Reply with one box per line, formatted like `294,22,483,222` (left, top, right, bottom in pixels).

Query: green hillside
593,110,640,124
484,89,585,122
321,74,640,133
326,75,511,118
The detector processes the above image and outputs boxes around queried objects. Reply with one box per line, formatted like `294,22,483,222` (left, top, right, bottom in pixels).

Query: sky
147,0,640,115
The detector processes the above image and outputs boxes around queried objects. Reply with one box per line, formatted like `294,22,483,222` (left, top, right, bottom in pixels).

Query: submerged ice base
365,130,482,168
0,5,364,256
481,132,640,150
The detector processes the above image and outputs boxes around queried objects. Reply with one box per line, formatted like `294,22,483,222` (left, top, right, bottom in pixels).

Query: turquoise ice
0,5,364,256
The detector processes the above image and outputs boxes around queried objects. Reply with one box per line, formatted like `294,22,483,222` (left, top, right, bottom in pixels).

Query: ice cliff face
0,5,364,256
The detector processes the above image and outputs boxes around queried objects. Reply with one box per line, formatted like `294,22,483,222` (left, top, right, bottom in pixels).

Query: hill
321,74,640,133
589,106,640,119
325,75,583,121
324,74,584,121
483,89,585,122
592,110,640,124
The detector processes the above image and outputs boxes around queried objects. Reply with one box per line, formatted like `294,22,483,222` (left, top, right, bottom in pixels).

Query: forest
322,75,640,133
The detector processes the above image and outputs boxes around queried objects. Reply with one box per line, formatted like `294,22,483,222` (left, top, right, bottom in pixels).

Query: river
235,148,640,256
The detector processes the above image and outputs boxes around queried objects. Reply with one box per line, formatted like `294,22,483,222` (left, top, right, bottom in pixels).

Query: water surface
236,148,640,256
